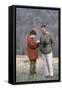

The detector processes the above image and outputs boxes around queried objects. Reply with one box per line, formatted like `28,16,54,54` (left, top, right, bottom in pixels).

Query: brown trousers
30,60,36,74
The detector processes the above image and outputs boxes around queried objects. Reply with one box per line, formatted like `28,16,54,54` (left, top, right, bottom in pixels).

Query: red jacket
27,36,38,60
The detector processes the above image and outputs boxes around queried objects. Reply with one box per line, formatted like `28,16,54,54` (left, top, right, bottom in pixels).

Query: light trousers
42,51,53,76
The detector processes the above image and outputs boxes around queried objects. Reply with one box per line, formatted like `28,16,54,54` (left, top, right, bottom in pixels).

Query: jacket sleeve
39,37,43,51
50,36,55,49
27,38,37,49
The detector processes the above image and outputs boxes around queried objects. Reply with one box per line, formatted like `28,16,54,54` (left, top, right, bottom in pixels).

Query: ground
16,55,59,82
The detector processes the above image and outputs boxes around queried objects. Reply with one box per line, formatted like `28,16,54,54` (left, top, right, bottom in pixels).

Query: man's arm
50,36,55,49
39,37,43,51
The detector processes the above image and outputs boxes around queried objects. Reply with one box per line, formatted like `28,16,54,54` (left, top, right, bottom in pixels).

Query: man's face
41,27,46,34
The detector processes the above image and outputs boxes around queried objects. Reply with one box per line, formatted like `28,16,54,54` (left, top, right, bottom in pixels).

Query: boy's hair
30,30,36,35
41,25,46,28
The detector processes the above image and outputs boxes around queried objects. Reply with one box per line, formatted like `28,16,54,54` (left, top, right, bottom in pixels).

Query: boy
27,30,39,74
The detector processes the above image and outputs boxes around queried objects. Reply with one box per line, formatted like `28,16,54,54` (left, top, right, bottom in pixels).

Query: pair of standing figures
27,25,55,77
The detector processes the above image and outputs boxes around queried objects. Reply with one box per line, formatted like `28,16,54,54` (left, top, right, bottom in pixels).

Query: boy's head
30,30,36,37
41,25,48,34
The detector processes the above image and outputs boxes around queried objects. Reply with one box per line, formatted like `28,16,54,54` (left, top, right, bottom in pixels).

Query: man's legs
42,54,49,76
46,52,53,76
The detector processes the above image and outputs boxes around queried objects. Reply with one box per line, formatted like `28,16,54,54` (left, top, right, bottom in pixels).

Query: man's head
41,25,48,34
30,30,36,38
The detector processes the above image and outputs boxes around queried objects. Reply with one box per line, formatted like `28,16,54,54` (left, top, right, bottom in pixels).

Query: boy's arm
28,38,37,49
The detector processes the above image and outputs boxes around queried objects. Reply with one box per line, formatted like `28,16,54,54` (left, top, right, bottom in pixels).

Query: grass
16,55,59,82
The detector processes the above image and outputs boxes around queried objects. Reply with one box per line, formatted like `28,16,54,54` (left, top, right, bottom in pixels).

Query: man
27,30,39,74
39,25,55,77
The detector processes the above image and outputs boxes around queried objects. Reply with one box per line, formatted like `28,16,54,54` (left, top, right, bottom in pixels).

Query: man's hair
30,30,36,35
41,25,46,28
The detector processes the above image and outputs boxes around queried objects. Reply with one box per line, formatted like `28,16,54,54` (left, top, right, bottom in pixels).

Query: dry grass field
16,55,59,82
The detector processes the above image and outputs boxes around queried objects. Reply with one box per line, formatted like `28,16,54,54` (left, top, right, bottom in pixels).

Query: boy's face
30,34,36,38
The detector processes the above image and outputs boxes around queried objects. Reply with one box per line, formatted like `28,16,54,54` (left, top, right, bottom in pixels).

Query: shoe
45,75,50,78
49,76,53,78
45,75,54,79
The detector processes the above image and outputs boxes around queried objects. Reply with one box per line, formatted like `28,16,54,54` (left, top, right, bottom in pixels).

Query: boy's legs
30,60,36,74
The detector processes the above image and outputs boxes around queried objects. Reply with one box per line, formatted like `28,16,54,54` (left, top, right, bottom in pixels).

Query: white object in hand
37,40,40,43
